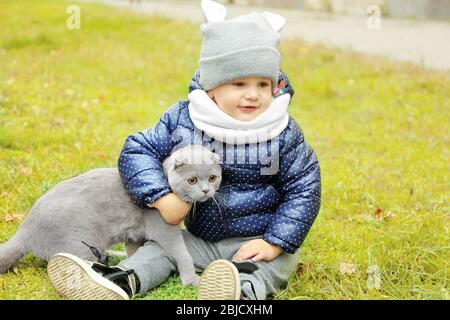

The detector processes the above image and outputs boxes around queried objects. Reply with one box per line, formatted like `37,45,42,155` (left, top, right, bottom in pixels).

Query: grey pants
119,229,300,299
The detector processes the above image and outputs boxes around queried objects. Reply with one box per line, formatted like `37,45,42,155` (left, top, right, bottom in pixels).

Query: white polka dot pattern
118,82,321,254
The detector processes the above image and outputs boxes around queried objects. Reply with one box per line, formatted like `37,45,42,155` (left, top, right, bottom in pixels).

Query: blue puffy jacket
118,70,321,254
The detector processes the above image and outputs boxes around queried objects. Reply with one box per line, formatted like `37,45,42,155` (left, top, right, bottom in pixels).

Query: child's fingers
251,253,265,262
234,251,255,261
233,247,258,261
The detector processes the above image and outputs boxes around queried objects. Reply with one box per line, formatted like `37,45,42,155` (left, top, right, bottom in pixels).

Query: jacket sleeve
117,103,182,208
263,119,321,254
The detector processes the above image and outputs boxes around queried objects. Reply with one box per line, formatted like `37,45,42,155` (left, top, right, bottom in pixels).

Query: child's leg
238,249,300,300
48,230,218,299
212,236,300,300
117,240,176,296
119,229,218,296
125,241,144,257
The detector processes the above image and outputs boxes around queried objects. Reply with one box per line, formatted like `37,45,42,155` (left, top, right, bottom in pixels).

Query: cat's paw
180,273,201,287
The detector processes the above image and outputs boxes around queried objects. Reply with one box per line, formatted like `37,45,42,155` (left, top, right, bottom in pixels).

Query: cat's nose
202,189,209,195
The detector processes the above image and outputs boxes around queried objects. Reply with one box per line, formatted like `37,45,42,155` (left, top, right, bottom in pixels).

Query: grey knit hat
199,0,286,91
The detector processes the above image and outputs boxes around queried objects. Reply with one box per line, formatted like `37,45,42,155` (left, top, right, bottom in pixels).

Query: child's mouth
238,106,258,112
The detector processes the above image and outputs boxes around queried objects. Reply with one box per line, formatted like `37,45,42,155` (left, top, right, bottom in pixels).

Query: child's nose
244,88,259,100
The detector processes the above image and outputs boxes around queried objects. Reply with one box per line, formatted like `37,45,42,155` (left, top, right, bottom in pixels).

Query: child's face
207,77,273,121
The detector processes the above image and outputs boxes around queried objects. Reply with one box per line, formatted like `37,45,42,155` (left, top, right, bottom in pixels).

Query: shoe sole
47,253,129,300
198,259,240,300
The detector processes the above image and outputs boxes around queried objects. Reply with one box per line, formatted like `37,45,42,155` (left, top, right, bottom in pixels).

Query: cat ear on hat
209,152,222,165
201,0,227,23
263,12,286,33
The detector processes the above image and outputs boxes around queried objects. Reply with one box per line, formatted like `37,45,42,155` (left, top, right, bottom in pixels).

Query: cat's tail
0,234,27,274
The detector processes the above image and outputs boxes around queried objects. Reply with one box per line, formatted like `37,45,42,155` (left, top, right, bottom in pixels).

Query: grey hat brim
199,46,280,90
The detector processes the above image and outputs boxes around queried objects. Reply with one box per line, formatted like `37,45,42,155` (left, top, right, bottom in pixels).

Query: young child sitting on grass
47,0,321,300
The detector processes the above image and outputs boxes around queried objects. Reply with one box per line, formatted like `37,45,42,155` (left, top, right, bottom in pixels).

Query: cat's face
169,164,222,203
163,146,222,203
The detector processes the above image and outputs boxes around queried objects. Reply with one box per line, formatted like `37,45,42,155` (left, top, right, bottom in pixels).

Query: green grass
0,0,449,300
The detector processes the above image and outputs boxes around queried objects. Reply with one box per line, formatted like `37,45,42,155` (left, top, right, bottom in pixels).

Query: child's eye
232,82,245,87
259,82,270,87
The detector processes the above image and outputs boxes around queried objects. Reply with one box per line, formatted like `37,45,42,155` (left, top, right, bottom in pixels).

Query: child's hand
233,239,283,262
151,193,191,225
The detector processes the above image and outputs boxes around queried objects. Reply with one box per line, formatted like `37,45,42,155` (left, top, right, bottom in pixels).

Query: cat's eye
187,177,197,185
208,175,217,183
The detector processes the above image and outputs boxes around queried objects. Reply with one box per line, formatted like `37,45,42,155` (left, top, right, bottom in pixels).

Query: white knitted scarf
188,89,290,144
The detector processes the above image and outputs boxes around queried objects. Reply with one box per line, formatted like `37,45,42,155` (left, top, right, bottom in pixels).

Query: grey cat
0,145,222,286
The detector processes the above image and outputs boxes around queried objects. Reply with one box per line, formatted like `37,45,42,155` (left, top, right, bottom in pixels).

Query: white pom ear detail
201,0,227,23
209,152,222,165
263,12,286,33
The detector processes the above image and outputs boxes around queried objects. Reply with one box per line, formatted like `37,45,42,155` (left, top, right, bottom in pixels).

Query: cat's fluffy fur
0,145,222,286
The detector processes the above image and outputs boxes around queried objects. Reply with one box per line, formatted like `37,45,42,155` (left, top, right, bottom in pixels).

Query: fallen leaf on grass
19,167,32,176
296,263,311,275
373,208,382,219
383,211,395,221
81,101,89,109
96,151,107,161
98,94,108,102
339,262,356,276
372,208,395,221
5,212,24,222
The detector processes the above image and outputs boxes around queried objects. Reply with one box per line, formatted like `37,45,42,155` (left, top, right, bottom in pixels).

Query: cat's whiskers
218,183,239,190
214,192,225,199
183,194,193,205
214,192,226,203
214,197,226,209
184,194,199,220
192,200,197,219
213,193,228,209
211,196,227,226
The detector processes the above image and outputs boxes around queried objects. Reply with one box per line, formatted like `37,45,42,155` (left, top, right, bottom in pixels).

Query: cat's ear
201,0,227,23
174,157,188,170
209,152,222,165
263,12,286,33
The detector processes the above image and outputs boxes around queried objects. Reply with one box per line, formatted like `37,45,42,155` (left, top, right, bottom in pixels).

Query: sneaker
47,253,139,300
197,259,241,300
